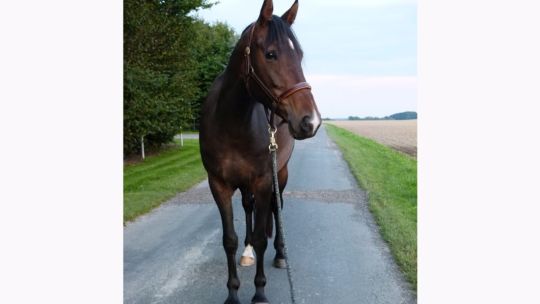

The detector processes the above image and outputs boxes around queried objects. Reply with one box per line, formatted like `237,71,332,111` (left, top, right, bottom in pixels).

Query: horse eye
265,51,277,60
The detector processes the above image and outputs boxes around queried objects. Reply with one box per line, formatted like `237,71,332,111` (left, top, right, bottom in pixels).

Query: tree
124,0,236,155
388,111,417,120
190,20,237,129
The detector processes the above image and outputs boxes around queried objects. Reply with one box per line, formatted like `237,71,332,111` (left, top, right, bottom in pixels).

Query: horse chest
217,151,270,184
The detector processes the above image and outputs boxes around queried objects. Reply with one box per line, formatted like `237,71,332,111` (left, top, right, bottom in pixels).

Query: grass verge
124,139,206,223
325,124,417,290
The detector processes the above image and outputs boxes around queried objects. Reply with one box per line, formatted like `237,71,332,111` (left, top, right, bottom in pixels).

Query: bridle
243,22,311,127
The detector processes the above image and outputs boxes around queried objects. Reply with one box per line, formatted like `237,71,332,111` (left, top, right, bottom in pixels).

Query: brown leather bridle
243,22,311,126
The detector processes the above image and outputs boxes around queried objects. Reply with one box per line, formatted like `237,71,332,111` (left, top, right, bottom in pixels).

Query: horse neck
215,53,266,133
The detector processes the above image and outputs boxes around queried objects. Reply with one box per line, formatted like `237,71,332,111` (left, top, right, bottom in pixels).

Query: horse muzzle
290,111,321,140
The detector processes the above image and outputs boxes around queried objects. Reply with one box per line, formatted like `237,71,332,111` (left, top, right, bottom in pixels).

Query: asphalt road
124,126,415,304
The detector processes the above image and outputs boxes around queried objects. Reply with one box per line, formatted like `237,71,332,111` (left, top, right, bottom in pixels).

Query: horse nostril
300,115,314,133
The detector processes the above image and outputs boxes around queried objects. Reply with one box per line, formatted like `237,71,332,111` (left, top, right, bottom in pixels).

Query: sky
193,0,416,118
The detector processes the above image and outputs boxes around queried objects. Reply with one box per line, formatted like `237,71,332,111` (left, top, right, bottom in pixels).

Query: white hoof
239,244,255,267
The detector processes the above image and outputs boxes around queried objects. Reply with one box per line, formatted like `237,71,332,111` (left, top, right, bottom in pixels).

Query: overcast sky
193,0,416,118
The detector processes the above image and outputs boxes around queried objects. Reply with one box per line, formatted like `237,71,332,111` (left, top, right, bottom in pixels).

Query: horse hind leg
209,177,241,304
271,195,286,269
239,188,255,267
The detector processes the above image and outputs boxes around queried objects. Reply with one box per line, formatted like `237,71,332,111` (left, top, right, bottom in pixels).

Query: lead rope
268,126,297,304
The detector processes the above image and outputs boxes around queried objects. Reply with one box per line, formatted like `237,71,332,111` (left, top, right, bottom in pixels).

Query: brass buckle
268,127,278,152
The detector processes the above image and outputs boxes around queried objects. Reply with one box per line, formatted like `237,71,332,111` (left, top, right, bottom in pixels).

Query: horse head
242,0,321,139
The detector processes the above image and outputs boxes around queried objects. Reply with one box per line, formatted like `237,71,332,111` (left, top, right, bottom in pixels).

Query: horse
199,1,321,303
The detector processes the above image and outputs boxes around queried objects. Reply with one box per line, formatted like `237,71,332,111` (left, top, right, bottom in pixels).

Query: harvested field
327,120,417,158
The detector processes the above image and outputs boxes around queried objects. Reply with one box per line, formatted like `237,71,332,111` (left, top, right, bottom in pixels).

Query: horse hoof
239,256,255,267
224,295,241,304
272,258,286,269
251,293,269,304
240,244,255,266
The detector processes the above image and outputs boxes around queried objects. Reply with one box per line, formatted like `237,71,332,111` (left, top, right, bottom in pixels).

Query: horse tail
266,191,277,238
266,205,273,238
266,187,286,238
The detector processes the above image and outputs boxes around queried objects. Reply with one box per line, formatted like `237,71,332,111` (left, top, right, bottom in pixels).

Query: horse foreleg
251,178,272,304
240,188,255,267
209,177,241,304
273,166,288,269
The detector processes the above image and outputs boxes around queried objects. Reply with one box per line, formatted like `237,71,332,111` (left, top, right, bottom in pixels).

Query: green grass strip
123,139,207,223
325,124,417,290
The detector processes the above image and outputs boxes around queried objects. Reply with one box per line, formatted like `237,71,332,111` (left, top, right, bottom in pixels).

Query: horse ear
258,0,274,24
281,0,299,25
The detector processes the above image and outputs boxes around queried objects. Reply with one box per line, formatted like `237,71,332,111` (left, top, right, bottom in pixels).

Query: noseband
243,23,311,120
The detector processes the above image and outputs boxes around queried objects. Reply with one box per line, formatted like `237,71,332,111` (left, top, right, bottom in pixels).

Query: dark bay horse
199,1,321,303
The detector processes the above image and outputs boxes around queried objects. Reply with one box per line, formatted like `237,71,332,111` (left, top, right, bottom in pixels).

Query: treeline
347,111,417,121
124,0,237,155
388,111,417,120
347,116,385,121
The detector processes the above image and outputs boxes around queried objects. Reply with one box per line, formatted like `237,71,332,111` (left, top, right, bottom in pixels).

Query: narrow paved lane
124,126,415,304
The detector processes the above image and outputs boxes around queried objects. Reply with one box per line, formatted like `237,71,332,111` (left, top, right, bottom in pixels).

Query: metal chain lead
269,128,297,304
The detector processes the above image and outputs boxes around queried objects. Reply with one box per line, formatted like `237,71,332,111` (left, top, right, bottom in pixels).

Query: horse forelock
240,16,303,58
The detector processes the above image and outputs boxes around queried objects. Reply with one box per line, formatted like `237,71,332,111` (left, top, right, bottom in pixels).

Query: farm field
327,120,417,158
